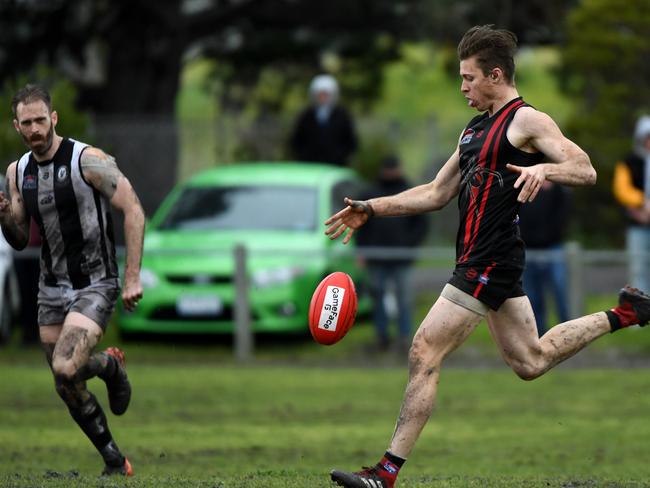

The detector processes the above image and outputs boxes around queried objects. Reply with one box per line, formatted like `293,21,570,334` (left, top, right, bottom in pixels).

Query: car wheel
0,283,12,345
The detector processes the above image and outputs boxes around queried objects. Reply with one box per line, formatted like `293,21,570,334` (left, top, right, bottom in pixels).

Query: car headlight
140,268,160,289
252,267,305,288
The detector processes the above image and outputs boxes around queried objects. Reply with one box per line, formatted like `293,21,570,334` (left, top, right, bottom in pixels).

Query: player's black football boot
331,464,395,488
618,285,650,327
103,347,131,415
101,457,133,476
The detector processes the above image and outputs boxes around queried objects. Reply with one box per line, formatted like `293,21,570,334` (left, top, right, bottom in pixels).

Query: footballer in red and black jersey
449,97,545,309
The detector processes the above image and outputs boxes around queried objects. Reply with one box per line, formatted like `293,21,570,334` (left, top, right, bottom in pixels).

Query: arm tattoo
80,152,122,199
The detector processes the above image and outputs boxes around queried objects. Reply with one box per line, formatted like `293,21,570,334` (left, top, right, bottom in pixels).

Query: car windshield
158,185,318,231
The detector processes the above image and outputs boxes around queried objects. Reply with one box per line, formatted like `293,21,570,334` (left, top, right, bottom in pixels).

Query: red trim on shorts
473,262,497,298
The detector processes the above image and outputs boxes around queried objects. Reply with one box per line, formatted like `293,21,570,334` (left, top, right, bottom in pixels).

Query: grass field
3,294,650,487
3,363,650,487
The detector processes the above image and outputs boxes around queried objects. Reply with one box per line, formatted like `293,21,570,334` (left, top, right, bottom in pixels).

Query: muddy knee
503,347,545,381
52,359,87,407
408,333,441,376
52,356,79,381
511,361,543,381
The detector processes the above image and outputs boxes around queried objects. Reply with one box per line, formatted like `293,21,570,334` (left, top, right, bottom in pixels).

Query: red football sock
606,305,638,331
378,451,405,482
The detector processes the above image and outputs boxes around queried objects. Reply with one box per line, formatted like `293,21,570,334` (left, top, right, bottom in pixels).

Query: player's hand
122,275,143,312
0,192,11,220
506,163,546,202
324,197,373,244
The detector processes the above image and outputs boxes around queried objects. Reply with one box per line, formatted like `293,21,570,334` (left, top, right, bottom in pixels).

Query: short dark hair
457,25,518,84
11,84,52,117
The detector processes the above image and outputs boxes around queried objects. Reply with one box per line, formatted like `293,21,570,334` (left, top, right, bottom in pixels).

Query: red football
309,271,358,345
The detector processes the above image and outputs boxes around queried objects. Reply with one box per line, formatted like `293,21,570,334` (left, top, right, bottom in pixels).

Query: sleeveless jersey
456,97,544,268
16,138,118,289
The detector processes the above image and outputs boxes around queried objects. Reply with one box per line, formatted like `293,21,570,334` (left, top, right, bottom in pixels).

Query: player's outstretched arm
370,148,462,217
324,149,461,244
81,147,145,311
0,162,29,250
324,198,374,244
506,108,596,202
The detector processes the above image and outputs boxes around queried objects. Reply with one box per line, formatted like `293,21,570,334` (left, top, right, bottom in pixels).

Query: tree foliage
559,0,650,245
0,0,580,217
0,0,428,215
560,0,650,166
0,0,580,117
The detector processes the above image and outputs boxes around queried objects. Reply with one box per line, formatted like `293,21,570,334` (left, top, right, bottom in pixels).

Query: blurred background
3,1,650,486
1,0,650,349
0,0,647,244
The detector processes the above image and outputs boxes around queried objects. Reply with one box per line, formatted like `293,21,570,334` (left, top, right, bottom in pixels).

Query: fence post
565,241,584,319
234,244,253,361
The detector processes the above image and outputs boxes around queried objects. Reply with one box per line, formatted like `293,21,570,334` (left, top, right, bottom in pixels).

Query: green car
116,162,367,336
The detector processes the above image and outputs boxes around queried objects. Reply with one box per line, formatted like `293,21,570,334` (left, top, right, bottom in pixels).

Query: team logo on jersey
56,166,68,182
23,174,37,190
461,155,505,219
479,273,490,285
465,268,478,280
460,128,475,145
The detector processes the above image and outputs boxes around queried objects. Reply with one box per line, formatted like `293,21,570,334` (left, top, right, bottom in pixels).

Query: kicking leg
487,296,612,380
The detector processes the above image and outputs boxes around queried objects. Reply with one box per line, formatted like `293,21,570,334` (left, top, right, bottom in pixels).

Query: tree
0,0,186,217
0,0,579,216
0,0,427,216
559,0,650,244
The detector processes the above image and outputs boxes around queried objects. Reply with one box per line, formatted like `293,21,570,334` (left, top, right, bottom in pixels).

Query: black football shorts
448,262,525,311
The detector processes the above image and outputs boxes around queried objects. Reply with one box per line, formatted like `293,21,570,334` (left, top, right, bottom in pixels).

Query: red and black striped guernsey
455,97,544,269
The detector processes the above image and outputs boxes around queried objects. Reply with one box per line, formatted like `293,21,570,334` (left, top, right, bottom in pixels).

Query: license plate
176,295,223,316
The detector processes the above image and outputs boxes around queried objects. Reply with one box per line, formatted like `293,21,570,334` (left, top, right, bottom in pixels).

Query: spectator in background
14,218,41,345
357,156,429,354
613,115,650,293
518,181,571,336
290,74,358,166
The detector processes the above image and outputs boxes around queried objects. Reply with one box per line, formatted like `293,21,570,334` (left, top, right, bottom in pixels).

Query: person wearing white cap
290,74,358,166
613,115,650,292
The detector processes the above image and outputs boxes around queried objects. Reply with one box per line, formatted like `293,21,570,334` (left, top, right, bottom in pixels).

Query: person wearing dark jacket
518,181,571,336
290,74,358,166
613,115,650,293
357,156,429,353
